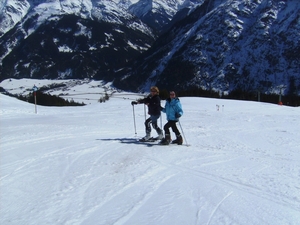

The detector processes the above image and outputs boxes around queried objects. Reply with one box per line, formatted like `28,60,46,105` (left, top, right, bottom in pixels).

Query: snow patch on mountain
0,0,30,35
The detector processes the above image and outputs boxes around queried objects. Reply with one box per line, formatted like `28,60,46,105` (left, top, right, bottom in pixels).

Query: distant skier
160,91,183,145
131,86,163,141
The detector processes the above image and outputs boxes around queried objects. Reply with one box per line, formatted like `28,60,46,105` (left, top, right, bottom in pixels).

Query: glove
175,113,181,118
131,101,138,105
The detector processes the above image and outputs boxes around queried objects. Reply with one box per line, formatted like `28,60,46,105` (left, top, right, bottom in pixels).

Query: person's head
150,86,159,96
169,91,176,99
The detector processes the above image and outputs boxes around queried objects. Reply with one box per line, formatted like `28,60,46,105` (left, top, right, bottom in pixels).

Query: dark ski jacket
138,94,161,116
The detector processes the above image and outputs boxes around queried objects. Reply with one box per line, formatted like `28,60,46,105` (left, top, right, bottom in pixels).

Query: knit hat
150,86,159,93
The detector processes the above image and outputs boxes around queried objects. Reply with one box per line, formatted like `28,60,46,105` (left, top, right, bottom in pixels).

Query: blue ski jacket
162,97,183,121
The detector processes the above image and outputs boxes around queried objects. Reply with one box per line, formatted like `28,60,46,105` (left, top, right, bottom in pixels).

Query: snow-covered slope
1,82,300,224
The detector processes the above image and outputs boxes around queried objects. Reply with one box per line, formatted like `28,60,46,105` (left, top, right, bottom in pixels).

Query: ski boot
171,134,183,145
159,134,171,145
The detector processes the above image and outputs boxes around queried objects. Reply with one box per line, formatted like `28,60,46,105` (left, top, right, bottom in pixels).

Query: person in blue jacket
160,91,183,145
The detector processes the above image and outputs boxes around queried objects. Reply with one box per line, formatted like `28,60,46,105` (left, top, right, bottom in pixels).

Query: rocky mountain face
0,14,155,81
0,0,299,95
0,0,157,81
128,0,203,33
114,0,300,95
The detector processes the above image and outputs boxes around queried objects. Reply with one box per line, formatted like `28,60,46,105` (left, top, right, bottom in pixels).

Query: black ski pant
145,115,161,134
163,120,180,136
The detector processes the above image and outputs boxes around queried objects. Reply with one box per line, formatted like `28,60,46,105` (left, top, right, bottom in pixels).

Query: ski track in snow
1,92,300,225
149,152,299,213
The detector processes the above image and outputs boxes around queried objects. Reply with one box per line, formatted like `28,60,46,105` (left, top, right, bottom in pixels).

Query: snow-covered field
1,79,300,225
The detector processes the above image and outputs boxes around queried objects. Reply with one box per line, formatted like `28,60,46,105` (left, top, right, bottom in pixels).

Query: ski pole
178,120,189,146
144,104,147,121
160,115,163,129
132,105,137,135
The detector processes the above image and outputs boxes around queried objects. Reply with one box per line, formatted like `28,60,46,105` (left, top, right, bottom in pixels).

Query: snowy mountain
0,0,201,81
114,0,300,95
0,0,157,81
0,0,299,97
0,0,144,37
0,0,203,37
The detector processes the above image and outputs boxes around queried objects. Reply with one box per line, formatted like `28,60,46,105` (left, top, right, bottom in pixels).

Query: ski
137,137,189,146
157,143,189,146
156,140,189,146
138,137,160,142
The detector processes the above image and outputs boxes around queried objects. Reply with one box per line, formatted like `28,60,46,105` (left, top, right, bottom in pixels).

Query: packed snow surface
1,81,300,224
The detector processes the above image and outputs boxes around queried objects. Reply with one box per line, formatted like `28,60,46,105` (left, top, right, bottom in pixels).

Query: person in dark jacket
131,86,163,141
160,91,183,145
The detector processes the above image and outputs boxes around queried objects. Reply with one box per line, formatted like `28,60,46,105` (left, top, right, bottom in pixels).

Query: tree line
2,90,85,106
159,87,300,107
